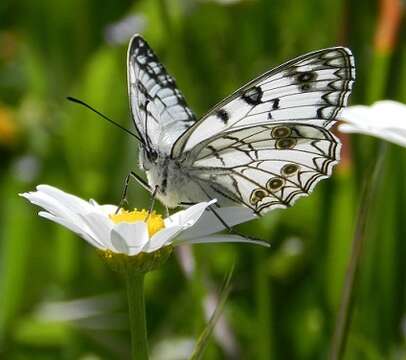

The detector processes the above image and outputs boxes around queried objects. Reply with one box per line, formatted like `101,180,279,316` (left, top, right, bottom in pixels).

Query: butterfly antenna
66,96,145,144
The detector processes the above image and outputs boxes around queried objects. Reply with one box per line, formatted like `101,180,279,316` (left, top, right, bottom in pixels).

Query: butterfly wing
127,35,196,154
175,47,354,214
172,47,354,157
185,123,340,214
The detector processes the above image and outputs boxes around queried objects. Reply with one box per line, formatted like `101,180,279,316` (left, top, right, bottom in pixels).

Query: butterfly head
139,147,159,171
138,148,190,208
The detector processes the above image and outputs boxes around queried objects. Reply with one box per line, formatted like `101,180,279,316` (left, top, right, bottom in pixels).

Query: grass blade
329,144,387,360
189,265,234,360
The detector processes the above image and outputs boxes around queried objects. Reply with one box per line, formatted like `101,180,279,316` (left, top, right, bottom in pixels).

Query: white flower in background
20,185,267,260
339,100,406,147
104,14,147,45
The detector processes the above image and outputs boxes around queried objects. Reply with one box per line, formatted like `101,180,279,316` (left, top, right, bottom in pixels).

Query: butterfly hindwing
187,122,340,214
127,35,196,154
172,47,354,157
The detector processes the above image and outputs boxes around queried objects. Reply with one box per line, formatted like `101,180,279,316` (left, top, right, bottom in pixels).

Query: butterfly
127,34,355,215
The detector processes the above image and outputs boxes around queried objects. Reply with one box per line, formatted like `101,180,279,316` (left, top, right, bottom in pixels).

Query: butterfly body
139,151,188,208
129,35,355,215
139,149,232,208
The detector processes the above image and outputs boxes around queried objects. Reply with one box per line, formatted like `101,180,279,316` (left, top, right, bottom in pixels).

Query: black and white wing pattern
177,47,355,215
187,123,341,215
127,35,196,154
172,47,354,156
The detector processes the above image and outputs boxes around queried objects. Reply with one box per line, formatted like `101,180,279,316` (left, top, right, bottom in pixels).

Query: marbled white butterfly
127,34,355,215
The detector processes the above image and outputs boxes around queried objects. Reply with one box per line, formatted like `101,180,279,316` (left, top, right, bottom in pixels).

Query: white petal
164,200,216,228
39,211,104,250
339,123,406,147
36,185,94,214
174,234,270,247
371,100,406,123
21,191,70,217
89,199,118,216
179,206,257,240
145,226,184,252
20,191,89,230
110,231,130,254
97,204,119,216
339,100,406,147
337,123,360,133
20,186,105,236
78,212,113,250
111,222,148,256
378,130,406,147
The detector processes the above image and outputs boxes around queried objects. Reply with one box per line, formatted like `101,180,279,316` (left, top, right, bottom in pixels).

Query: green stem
125,271,149,360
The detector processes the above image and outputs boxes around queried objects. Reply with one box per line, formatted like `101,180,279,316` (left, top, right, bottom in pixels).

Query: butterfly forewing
172,47,354,157
127,35,196,154
174,47,354,214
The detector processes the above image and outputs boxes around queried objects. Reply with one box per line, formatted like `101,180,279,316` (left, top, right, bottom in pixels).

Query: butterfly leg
181,202,261,242
180,202,236,232
116,173,131,214
208,205,233,233
116,171,151,214
145,186,158,221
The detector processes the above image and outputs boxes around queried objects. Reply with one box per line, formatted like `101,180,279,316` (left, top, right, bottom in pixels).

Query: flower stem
125,271,149,360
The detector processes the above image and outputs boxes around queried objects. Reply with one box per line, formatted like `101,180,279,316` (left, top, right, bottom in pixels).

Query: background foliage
0,0,405,359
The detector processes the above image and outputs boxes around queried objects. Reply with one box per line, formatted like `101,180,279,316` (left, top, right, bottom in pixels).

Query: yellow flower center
109,209,165,236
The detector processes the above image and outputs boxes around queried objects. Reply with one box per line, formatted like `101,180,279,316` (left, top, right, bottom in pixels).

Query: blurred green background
0,0,405,359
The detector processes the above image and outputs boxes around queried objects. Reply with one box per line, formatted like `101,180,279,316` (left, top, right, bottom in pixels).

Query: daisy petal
78,212,113,249
89,199,119,216
165,200,216,228
174,234,270,247
111,222,148,256
39,212,104,250
21,191,69,217
97,204,119,216
146,226,184,252
111,231,130,254
20,191,89,230
37,185,94,214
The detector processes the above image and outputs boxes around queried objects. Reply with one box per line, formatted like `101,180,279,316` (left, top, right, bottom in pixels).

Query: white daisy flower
339,100,406,148
20,185,267,270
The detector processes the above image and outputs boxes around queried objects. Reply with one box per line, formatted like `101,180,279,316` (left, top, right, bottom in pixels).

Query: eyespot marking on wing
250,188,267,205
281,164,300,177
267,177,285,192
272,126,292,138
276,138,297,149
